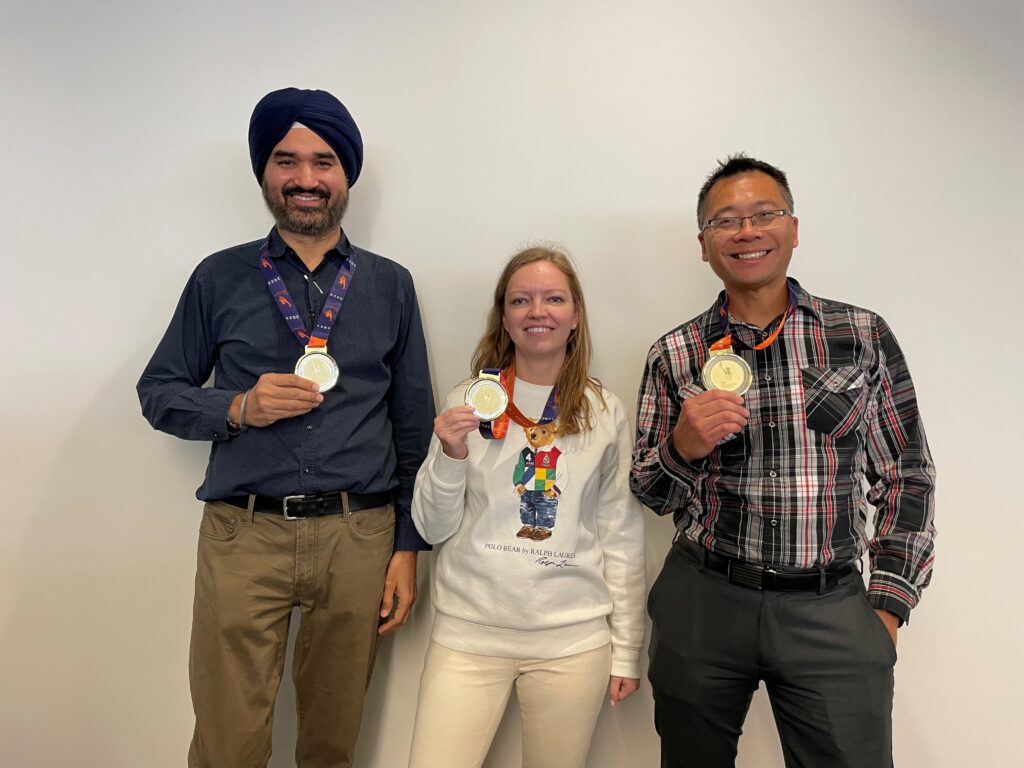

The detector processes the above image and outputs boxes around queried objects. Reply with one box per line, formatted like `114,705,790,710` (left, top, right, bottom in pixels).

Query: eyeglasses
702,209,790,235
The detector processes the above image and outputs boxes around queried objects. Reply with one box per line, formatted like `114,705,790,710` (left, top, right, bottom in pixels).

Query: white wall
2,1,1021,765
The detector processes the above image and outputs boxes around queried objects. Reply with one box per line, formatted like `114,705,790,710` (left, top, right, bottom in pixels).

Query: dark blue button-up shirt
138,228,434,550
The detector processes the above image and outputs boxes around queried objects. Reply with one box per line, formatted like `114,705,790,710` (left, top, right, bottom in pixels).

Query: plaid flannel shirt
630,279,936,623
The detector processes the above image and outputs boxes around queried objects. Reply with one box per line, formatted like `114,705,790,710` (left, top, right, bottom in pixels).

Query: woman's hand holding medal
434,405,481,460
672,389,749,462
231,373,324,428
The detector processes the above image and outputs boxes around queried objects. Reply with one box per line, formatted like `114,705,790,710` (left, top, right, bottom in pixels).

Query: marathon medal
701,348,753,395
466,369,509,421
476,367,559,440
259,238,355,391
704,284,798,396
295,345,340,391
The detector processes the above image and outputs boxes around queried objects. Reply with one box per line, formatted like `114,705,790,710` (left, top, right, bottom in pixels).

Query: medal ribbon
478,366,559,440
710,280,799,353
259,239,355,348
477,368,509,440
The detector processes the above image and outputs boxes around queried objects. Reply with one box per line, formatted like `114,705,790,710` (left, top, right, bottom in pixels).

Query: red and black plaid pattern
630,281,936,623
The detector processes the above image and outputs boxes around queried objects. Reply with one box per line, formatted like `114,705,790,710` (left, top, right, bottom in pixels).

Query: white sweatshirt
412,378,646,678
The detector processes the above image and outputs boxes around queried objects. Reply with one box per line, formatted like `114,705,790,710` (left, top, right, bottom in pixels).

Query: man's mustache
284,186,329,199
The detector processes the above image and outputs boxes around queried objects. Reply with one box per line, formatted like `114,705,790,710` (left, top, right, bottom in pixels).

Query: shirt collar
789,278,821,321
709,277,821,331
265,226,352,263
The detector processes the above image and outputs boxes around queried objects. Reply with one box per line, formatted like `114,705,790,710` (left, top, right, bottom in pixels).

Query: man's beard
262,182,348,237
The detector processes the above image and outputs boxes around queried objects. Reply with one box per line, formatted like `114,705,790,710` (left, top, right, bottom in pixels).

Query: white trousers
408,641,611,768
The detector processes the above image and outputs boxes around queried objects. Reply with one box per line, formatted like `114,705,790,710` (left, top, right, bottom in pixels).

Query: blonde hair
470,245,605,435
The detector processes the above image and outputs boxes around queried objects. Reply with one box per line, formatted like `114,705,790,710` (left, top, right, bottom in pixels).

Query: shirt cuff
203,390,240,442
394,508,432,551
610,644,642,680
867,571,918,625
658,436,706,485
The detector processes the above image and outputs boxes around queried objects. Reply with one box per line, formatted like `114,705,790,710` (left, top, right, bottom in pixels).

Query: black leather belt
222,491,391,520
675,535,854,592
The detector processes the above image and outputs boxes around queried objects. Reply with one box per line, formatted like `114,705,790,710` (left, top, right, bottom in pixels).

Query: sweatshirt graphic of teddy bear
513,422,563,541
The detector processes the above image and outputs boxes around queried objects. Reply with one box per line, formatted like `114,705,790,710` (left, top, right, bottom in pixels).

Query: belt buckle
727,560,767,590
282,494,308,520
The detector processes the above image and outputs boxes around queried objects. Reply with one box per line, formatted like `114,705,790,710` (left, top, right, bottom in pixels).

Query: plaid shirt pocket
801,365,868,439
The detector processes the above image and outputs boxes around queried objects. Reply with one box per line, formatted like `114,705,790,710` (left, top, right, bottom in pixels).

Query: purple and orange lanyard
258,238,355,351
710,281,799,354
478,367,559,440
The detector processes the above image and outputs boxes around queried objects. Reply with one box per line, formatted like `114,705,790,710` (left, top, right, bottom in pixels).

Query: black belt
675,535,855,592
222,491,391,520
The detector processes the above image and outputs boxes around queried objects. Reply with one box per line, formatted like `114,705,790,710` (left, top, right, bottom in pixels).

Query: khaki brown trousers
187,497,395,768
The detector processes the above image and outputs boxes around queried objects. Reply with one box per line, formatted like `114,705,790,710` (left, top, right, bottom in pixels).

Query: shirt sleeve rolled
863,317,937,624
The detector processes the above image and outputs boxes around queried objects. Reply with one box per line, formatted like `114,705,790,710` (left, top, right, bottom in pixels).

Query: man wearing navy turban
138,88,435,767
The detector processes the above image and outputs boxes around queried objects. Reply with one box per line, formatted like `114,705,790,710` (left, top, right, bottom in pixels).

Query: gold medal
295,345,340,391
701,349,752,395
465,371,509,420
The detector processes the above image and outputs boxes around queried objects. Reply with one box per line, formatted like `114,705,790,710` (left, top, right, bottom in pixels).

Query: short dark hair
696,154,795,227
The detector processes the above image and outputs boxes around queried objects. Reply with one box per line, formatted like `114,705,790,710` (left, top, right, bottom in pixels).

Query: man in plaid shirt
631,155,935,768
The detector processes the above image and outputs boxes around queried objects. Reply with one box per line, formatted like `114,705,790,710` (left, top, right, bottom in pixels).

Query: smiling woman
501,259,578,382
408,245,647,768
470,247,598,436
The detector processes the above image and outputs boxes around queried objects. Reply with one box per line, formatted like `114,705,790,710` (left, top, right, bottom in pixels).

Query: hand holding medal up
435,367,560,458
671,389,749,462
433,370,508,459
675,290,795,461
434,405,481,460
231,373,324,428
673,334,753,458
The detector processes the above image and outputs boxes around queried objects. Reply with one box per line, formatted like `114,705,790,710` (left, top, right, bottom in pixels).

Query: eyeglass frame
701,209,792,235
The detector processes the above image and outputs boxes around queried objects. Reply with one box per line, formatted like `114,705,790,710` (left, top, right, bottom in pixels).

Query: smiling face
261,125,349,238
502,260,579,375
698,171,799,296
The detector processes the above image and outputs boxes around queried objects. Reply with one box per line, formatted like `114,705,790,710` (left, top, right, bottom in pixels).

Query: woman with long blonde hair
409,246,645,768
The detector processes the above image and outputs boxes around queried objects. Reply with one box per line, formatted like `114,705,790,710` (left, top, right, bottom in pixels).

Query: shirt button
213,432,220,439
303,468,311,475
770,519,779,527
768,421,776,428
761,331,769,339
763,374,772,382
306,425,314,431
768,470,777,478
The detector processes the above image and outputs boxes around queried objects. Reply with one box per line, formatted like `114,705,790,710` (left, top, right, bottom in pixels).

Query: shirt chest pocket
801,365,868,439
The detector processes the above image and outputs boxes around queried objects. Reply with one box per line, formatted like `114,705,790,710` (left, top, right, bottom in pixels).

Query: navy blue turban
248,88,363,186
